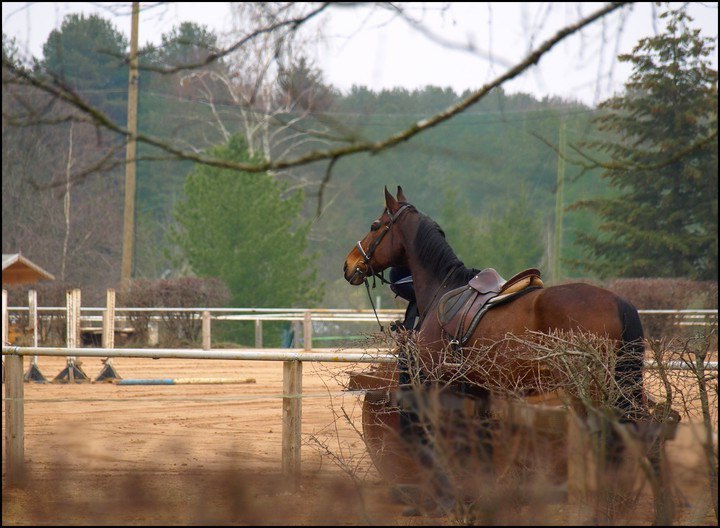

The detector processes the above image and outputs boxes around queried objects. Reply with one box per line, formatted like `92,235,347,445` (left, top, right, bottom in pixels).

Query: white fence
2,288,718,490
2,287,718,384
4,289,717,353
2,343,396,489
5,289,406,349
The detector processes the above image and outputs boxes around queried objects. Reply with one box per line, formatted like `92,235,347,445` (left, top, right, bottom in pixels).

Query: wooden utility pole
552,120,566,284
121,1,140,291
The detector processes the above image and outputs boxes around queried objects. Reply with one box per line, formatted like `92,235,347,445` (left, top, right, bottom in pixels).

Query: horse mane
413,212,476,287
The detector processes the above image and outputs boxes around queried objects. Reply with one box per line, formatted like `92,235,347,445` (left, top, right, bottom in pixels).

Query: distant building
2,253,55,286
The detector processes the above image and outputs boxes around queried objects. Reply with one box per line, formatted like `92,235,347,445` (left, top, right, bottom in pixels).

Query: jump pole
23,289,47,382
117,377,257,385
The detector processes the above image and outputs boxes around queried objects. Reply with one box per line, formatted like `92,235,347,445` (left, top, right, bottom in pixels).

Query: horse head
343,186,412,285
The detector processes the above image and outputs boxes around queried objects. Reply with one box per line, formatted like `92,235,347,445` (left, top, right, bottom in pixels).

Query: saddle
438,268,544,348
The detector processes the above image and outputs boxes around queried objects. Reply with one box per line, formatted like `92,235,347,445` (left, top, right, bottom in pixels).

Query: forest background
2,4,717,346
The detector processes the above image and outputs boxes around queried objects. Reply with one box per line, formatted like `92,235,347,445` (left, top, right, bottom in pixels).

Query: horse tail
616,296,646,420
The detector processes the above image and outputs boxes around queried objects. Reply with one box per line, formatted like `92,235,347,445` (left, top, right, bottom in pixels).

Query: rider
389,266,419,332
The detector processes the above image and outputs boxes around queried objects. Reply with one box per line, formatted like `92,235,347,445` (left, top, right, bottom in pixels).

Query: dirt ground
2,354,718,525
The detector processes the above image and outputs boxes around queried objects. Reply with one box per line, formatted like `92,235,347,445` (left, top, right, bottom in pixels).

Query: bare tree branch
2,2,630,180
529,128,719,175
133,2,332,75
384,2,514,68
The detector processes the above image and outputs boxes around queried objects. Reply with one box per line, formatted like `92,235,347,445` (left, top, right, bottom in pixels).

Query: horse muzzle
343,260,367,285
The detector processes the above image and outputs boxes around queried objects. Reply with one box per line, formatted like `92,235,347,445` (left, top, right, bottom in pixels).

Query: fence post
567,412,590,504
148,319,159,346
255,319,262,348
282,359,302,492
5,352,25,487
303,311,312,351
202,311,211,350
96,289,121,381
29,290,37,347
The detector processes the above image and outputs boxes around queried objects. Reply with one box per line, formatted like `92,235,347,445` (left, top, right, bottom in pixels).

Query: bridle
349,203,413,331
350,203,413,285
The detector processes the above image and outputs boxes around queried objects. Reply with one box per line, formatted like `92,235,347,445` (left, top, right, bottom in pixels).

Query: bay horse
343,187,671,494
344,186,650,412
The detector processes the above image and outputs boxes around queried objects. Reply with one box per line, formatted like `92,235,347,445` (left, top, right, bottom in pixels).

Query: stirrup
442,339,464,367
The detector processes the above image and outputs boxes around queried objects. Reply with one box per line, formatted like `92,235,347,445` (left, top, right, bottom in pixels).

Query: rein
364,278,385,332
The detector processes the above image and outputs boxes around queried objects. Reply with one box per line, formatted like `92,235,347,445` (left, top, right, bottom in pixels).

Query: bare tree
2,2,631,186
2,65,125,304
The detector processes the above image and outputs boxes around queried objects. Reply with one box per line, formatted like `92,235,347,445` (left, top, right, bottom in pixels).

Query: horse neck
399,213,469,316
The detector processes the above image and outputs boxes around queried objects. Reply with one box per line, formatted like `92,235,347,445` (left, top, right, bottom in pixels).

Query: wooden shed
2,253,55,286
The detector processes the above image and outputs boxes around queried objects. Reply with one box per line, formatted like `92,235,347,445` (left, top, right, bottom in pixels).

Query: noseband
351,203,412,284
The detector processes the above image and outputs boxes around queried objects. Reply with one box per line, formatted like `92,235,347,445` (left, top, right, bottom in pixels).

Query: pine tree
571,7,718,280
171,134,321,310
42,14,129,123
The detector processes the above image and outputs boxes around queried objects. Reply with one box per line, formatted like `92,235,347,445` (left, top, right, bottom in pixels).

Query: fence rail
5,296,717,350
6,305,717,328
2,345,396,363
1,344,396,490
2,287,717,377
2,288,718,491
2,342,717,494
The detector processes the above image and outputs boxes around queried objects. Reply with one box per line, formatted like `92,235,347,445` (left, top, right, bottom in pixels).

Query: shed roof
2,253,55,285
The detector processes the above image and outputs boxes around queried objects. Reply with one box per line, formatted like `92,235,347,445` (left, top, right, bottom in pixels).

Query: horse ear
384,186,399,212
396,186,407,203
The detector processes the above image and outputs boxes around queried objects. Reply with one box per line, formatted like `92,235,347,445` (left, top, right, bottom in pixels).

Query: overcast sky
2,2,718,106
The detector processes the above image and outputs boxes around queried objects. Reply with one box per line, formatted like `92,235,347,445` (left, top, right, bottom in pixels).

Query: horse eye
370,221,381,231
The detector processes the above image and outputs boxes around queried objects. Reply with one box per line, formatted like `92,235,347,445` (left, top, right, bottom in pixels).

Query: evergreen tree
277,56,336,113
439,187,545,277
41,14,128,122
571,7,718,279
157,22,221,69
134,22,232,278
171,134,321,311
2,32,20,65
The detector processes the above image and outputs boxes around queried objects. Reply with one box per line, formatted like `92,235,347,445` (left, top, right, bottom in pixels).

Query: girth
438,268,544,348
